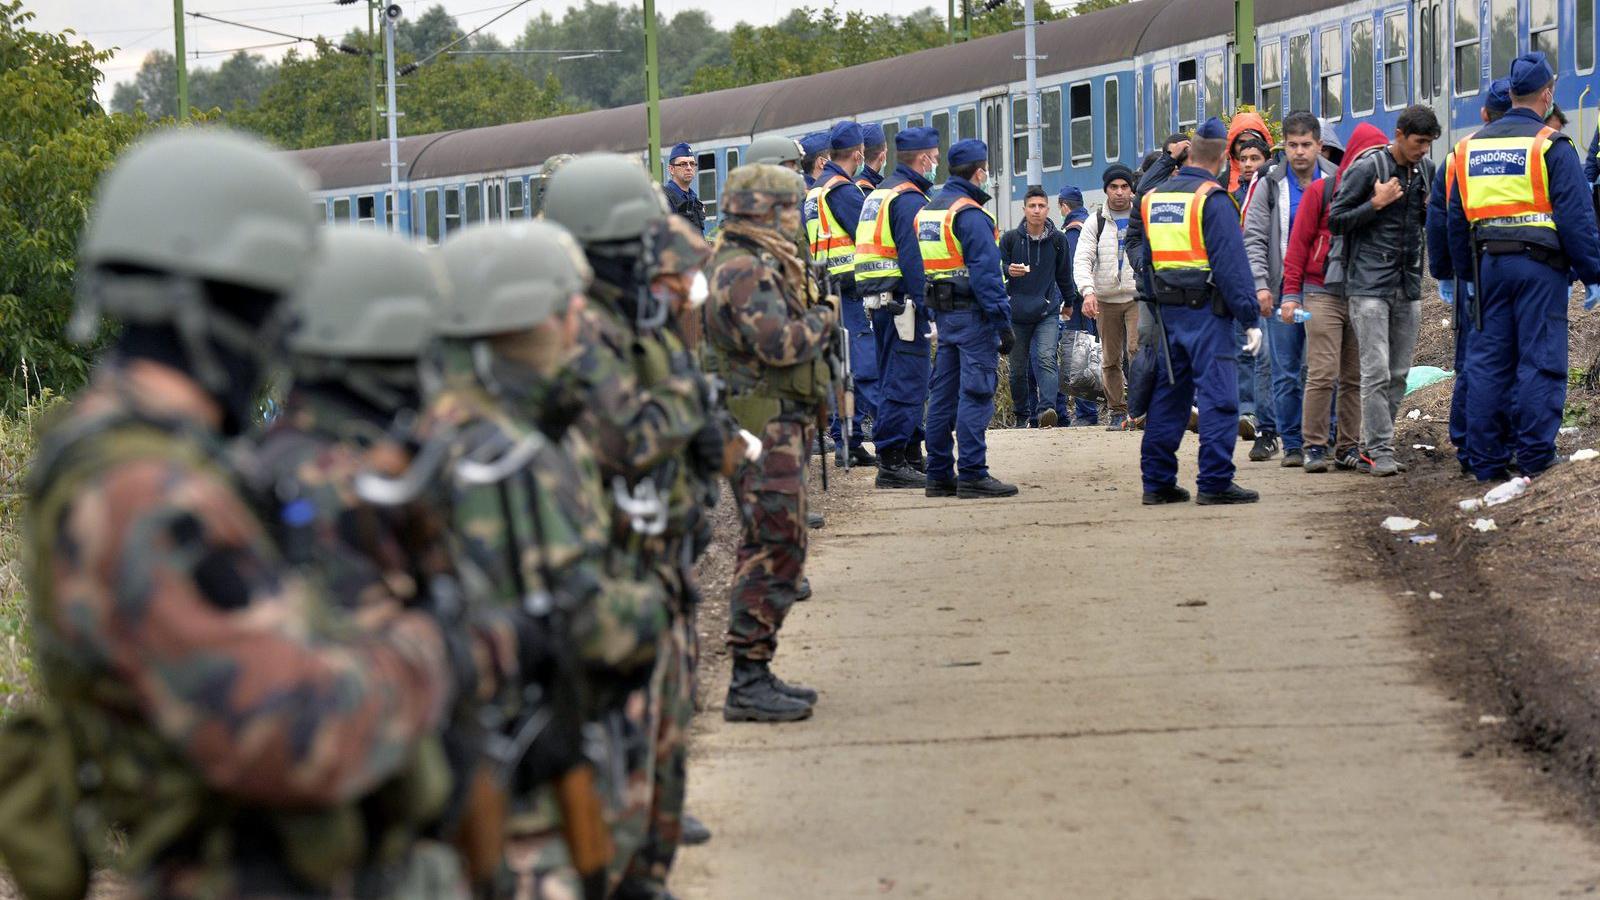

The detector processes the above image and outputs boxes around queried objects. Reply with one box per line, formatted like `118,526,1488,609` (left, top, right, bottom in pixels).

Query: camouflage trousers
725,416,809,663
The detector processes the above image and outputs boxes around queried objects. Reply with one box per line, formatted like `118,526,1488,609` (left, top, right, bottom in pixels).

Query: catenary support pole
1235,0,1256,106
644,0,663,182
384,11,404,233
173,0,188,118
1022,0,1042,191
368,1,378,141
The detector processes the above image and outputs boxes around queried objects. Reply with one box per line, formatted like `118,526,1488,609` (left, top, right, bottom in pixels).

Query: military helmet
541,153,669,244
541,153,578,179
287,226,444,360
642,214,712,281
746,134,805,167
721,163,806,219
436,221,591,338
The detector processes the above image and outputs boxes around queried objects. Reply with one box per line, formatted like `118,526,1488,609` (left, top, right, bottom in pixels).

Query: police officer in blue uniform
855,125,940,488
1427,78,1511,476
856,123,888,192
918,139,1019,499
800,131,830,188
663,141,705,233
812,120,880,467
1447,52,1600,481
1126,117,1262,505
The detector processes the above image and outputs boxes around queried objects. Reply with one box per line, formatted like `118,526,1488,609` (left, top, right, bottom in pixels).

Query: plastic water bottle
1292,308,1313,324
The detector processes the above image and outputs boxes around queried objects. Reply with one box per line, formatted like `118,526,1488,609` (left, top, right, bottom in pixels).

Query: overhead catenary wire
399,0,535,74
187,10,364,54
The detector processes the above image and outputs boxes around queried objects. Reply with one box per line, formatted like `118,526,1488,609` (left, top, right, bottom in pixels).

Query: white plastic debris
1382,516,1423,532
1560,426,1580,436
1440,317,1451,328
1405,409,1422,420
1458,497,1486,512
1428,591,1445,600
1412,444,1436,451
1572,448,1599,462
1478,714,1506,726
1471,518,1498,532
1409,533,1438,545
1483,476,1532,506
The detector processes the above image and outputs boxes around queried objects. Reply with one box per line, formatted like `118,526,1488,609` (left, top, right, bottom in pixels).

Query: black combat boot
957,475,1019,498
795,576,813,602
1195,483,1261,505
875,447,925,489
807,511,825,529
723,659,814,722
836,443,877,468
770,671,818,704
681,813,712,846
904,443,926,473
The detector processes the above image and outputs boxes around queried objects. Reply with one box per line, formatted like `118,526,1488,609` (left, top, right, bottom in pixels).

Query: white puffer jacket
1072,205,1138,304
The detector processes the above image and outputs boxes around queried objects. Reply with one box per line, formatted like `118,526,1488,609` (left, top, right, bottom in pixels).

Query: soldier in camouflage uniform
542,155,726,900
705,163,838,722
416,220,671,900
4,131,484,900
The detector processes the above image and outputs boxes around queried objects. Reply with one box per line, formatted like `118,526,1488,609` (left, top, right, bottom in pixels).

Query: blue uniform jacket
856,164,884,191
821,160,867,296
1126,165,1258,327
1447,108,1600,286
872,163,934,305
663,180,704,232
1585,126,1599,184
1426,156,1457,281
934,176,1011,324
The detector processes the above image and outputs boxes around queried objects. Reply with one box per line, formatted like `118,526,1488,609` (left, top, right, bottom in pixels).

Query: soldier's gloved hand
1242,327,1263,356
1586,284,1600,311
1438,281,1454,306
689,422,729,476
997,326,1016,355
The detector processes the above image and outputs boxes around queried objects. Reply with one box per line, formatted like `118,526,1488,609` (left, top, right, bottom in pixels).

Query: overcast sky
35,0,937,89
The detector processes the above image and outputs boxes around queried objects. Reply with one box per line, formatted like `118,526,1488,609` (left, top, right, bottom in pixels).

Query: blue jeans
1266,314,1306,451
925,309,999,482
1008,316,1060,425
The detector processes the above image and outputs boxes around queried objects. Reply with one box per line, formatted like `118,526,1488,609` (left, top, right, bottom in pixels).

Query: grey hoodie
1241,156,1340,301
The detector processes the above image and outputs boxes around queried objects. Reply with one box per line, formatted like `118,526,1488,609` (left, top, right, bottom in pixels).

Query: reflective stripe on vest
915,197,998,281
1142,182,1219,272
854,181,926,282
804,174,856,276
1453,126,1558,230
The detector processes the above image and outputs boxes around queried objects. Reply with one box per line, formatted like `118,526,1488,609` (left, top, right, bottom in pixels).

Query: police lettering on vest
915,197,998,301
1453,127,1559,232
805,175,857,279
855,181,926,290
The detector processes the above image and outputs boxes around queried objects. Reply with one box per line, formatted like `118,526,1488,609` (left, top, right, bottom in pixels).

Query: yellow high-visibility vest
804,174,856,277
854,181,927,284
1453,126,1558,231
1142,182,1220,274
916,197,997,282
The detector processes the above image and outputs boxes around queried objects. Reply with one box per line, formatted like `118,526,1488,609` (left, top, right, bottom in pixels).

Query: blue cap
800,131,829,155
895,126,939,151
669,142,693,163
948,138,988,168
1486,77,1513,114
862,123,886,149
1509,51,1555,96
830,120,864,150
1058,185,1083,204
1196,117,1228,140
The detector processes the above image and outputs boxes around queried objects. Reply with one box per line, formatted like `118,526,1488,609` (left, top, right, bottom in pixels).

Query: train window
1012,98,1028,172
1531,0,1559,70
1433,2,1445,98
332,197,352,223
463,184,481,224
1071,82,1093,167
1383,11,1408,109
933,111,952,168
1289,34,1311,114
1040,89,1063,170
443,189,461,235
1490,0,1517,83
1134,69,1144,154
357,194,376,226
1452,2,1480,94
1581,0,1596,72
314,200,327,222
1151,65,1172,138
422,189,440,245
508,179,526,218
486,183,502,221
696,152,717,219
1204,54,1226,120
385,191,397,231
1321,28,1344,120
882,121,899,149
1177,59,1198,129
1104,78,1120,162
907,115,924,129
1419,5,1434,101
529,176,547,217
727,148,740,172
958,107,977,141
1259,39,1282,123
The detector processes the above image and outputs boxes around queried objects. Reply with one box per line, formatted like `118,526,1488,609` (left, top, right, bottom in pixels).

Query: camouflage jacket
706,230,836,395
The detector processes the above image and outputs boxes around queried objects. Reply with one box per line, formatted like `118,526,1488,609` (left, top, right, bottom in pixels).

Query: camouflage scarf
717,219,808,304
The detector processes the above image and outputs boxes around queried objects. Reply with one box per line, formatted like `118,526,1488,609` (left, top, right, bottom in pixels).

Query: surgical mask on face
688,271,709,307
925,163,938,181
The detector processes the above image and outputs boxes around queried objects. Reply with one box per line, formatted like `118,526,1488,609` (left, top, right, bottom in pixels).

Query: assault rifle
809,259,854,484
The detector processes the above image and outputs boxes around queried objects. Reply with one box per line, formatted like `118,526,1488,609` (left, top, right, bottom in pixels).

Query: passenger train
288,0,1600,239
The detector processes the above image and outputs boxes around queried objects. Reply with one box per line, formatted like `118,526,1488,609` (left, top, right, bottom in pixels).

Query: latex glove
1586,284,1600,311
925,322,938,341
738,429,763,462
1438,281,1454,306
1243,327,1263,356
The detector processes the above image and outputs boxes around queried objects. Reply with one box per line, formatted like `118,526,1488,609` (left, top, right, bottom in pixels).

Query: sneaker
1280,448,1304,468
956,475,1019,499
1302,446,1330,473
1104,412,1129,431
1370,454,1401,477
1248,432,1280,462
1141,484,1192,505
1238,414,1259,441
807,511,825,529
925,479,958,498
1195,483,1261,505
1187,407,1200,433
1336,449,1365,472
1037,408,1059,428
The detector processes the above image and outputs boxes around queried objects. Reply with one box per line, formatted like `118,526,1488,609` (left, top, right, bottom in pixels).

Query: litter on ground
1484,477,1532,507
1409,534,1439,544
1458,498,1486,512
1572,448,1599,462
1382,516,1424,532
1405,409,1422,420
1471,518,1498,533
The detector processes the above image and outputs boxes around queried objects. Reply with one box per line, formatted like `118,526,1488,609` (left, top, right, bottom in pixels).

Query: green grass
0,392,60,715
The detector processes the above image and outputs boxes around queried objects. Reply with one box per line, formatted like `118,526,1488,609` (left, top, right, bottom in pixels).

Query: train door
1415,0,1451,165
981,92,1013,232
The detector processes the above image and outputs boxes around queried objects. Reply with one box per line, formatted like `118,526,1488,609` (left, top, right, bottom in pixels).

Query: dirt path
672,428,1600,899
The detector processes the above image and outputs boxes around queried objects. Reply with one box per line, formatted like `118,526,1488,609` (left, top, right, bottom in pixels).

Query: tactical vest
702,239,831,432
854,180,927,291
1454,125,1561,246
804,174,857,278
1142,179,1225,301
2,407,445,899
916,196,998,297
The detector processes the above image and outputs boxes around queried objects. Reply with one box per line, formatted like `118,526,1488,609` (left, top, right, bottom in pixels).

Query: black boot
723,659,814,722
904,444,926,473
1141,484,1191,505
681,813,711,847
795,576,812,602
957,475,1019,498
836,443,877,468
807,511,825,529
875,447,925,489
1196,483,1260,505
770,671,818,704
925,478,958,498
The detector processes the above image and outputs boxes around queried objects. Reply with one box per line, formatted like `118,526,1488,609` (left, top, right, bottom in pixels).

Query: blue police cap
669,142,693,162
1486,77,1513,114
1196,117,1228,140
895,126,939,151
1058,185,1083,204
830,120,864,150
1509,51,1555,96
862,123,886,149
800,131,830,155
948,138,988,167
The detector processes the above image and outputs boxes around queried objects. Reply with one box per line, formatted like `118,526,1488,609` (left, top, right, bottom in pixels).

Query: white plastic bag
1062,330,1105,398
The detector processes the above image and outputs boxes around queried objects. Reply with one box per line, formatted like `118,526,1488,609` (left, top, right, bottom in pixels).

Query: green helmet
541,153,669,244
436,221,591,338
746,134,805,167
287,226,444,360
721,163,806,219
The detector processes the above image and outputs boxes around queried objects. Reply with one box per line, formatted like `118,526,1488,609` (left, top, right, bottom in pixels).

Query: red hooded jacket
1280,122,1388,302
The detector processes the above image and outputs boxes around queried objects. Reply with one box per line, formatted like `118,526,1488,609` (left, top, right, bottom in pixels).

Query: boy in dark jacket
1002,186,1076,426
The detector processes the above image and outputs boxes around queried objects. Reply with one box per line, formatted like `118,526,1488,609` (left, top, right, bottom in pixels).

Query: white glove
738,429,763,462
925,322,938,341
1243,327,1263,356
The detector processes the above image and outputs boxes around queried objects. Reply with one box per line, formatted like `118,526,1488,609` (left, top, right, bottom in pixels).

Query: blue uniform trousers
870,301,931,454
830,297,880,448
1450,314,1472,469
925,308,999,483
1465,254,1569,479
1141,305,1241,494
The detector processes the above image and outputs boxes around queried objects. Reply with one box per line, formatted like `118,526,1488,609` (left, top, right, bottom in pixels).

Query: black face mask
116,323,264,437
